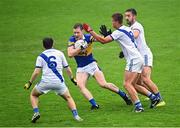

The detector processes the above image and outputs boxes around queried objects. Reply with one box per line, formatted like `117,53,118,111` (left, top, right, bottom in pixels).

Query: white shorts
76,62,101,76
143,52,153,67
125,57,144,73
35,81,68,95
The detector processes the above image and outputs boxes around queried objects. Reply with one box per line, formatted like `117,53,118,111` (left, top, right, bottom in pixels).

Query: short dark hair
112,13,123,24
73,23,83,30
42,37,53,49
125,8,137,16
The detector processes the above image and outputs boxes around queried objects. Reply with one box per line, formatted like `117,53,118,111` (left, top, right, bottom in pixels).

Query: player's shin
135,84,159,101
124,83,138,103
30,89,41,113
68,98,83,121
124,83,144,111
61,91,83,121
104,83,132,105
30,94,41,123
30,95,39,111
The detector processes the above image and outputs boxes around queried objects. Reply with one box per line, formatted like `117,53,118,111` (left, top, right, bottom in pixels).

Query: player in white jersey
125,8,165,106
24,38,83,123
83,13,160,112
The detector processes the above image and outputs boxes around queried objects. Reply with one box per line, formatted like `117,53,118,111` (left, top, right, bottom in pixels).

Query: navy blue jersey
68,34,96,67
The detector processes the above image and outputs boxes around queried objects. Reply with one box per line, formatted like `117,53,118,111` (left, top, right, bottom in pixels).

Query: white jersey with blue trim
130,21,152,56
35,49,68,83
110,25,142,62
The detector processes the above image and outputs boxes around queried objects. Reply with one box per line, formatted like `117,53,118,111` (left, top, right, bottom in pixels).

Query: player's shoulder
132,21,143,29
68,36,76,47
84,34,93,42
41,49,62,55
84,34,91,38
69,35,76,42
53,49,64,55
113,25,129,34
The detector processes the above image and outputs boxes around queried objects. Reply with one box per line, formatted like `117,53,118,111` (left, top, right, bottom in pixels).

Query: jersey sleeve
68,36,75,47
35,56,43,68
110,30,123,40
132,23,141,33
61,52,69,68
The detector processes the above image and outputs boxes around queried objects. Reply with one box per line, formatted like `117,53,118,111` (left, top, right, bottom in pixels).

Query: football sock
155,92,162,100
33,107,39,113
72,109,78,117
89,98,97,106
147,92,156,100
117,90,126,97
134,100,142,108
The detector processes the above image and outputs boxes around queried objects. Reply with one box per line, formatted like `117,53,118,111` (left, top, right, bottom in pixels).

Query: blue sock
134,100,142,108
155,92,162,99
72,109,78,117
89,98,97,106
117,90,126,97
33,108,39,113
147,92,156,100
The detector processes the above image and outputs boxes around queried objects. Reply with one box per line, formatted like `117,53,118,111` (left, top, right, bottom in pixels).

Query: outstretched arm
83,23,113,44
90,31,113,44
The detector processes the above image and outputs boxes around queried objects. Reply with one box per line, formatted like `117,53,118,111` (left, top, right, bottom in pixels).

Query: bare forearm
90,31,106,43
68,48,81,57
66,67,73,78
29,73,38,83
29,69,41,83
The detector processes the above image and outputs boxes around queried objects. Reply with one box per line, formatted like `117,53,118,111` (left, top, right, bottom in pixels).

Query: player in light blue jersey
24,38,83,123
67,23,132,110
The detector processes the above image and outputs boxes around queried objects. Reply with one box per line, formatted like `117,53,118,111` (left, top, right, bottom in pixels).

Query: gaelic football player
83,13,160,112
24,38,83,122
67,23,132,110
124,8,165,106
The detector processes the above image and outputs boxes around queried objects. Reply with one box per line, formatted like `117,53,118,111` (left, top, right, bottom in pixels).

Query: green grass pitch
0,0,180,127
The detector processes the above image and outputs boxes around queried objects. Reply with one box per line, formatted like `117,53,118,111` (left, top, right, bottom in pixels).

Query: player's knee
65,95,72,100
31,91,37,97
30,93,38,100
77,84,86,91
99,82,107,88
62,94,72,101
142,77,150,85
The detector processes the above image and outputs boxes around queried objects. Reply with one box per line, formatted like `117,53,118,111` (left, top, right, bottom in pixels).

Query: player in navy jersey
67,23,132,110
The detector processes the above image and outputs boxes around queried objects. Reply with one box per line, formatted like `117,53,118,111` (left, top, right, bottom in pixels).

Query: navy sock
117,90,126,97
147,92,156,100
33,108,39,113
89,98,97,106
72,109,78,117
134,100,142,108
155,92,162,99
